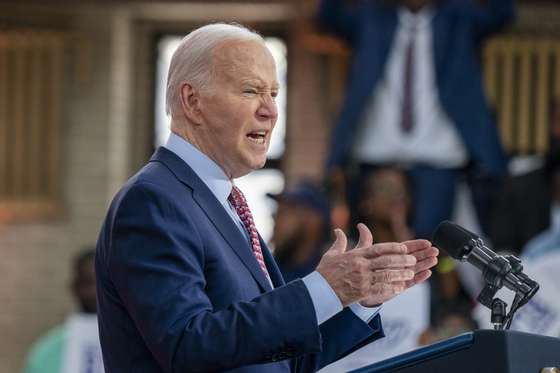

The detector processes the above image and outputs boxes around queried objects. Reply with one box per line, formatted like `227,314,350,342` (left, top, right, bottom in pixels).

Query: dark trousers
409,165,459,239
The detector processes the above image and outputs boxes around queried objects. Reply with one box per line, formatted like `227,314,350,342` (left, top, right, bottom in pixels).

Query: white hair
165,23,263,117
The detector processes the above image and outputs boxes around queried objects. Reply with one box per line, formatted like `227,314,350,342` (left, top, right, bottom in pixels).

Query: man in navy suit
95,23,439,372
318,0,514,238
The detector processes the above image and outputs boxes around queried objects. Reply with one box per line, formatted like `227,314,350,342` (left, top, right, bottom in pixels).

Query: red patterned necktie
401,29,416,133
228,185,270,279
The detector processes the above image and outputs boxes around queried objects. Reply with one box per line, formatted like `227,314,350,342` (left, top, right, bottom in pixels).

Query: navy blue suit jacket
318,0,513,173
95,147,384,372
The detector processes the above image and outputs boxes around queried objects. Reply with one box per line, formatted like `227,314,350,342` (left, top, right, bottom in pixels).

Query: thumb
328,229,348,255
355,223,373,249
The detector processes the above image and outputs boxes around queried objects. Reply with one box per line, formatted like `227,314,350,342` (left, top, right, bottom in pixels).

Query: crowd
272,0,559,368
21,0,560,371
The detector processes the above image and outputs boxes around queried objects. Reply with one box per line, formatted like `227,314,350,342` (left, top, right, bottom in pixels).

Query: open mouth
247,131,267,145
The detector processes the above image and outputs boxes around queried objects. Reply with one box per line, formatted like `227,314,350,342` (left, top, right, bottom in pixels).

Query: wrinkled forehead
211,39,278,86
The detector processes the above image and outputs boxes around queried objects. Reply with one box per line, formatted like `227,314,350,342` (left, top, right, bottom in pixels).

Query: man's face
193,40,279,178
73,259,97,314
360,168,410,224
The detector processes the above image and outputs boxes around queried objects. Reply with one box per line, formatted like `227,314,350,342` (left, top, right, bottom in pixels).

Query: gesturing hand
316,224,422,307
359,238,438,307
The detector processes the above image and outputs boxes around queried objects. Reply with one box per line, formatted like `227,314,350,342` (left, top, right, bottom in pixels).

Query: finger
354,223,373,249
391,281,406,295
371,269,415,284
411,246,439,261
362,242,407,258
369,281,407,297
411,256,438,274
328,229,348,255
369,254,417,269
404,270,432,288
402,239,431,254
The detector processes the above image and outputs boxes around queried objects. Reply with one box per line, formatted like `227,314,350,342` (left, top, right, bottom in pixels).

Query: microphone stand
470,238,539,330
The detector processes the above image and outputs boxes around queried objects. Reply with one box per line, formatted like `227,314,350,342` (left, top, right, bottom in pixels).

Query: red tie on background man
401,28,416,133
228,185,271,279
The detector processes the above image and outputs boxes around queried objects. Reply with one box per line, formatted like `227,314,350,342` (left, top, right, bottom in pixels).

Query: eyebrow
242,79,279,90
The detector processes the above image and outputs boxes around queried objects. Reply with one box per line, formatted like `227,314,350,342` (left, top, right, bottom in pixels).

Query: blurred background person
317,0,513,240
269,180,332,282
319,166,430,372
475,99,560,337
491,99,560,258
355,166,414,243
356,166,475,351
22,248,104,373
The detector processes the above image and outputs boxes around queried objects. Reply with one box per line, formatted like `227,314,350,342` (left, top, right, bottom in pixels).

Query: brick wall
0,4,315,371
285,31,330,184
0,5,116,372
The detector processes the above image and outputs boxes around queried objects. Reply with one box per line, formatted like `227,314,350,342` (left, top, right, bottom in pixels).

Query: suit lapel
369,5,398,81
431,6,449,87
192,187,273,292
150,147,273,293
259,236,285,288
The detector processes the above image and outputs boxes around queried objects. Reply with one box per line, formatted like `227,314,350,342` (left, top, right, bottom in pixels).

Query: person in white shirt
318,0,513,239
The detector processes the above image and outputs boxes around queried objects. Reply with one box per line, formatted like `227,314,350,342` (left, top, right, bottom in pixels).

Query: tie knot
228,185,246,207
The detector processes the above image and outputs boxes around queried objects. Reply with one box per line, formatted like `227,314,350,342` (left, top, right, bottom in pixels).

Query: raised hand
358,238,438,306
402,239,439,287
316,224,419,307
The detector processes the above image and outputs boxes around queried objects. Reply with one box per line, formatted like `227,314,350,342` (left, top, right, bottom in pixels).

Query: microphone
432,221,539,304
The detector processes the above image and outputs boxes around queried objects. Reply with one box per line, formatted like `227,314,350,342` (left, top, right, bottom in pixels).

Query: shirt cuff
302,271,343,325
349,302,382,324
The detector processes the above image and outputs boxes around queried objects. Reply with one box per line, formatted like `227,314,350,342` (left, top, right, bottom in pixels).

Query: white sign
510,253,560,336
60,314,105,373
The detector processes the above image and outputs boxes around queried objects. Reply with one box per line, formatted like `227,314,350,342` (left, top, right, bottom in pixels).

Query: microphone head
432,221,479,260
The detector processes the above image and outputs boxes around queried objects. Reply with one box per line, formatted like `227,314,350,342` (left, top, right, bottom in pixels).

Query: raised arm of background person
462,0,515,40
97,180,394,373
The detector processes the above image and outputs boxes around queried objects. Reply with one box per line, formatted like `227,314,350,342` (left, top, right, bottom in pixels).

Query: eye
243,89,258,95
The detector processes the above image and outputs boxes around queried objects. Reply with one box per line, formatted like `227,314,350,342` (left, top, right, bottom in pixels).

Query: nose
256,93,278,121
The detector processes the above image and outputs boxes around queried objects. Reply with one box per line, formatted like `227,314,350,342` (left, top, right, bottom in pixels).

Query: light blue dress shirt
163,132,380,324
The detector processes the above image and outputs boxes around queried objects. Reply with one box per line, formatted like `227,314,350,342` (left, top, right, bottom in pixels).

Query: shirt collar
398,5,434,30
163,132,233,205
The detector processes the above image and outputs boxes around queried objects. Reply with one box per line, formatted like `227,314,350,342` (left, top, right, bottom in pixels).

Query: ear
179,82,203,125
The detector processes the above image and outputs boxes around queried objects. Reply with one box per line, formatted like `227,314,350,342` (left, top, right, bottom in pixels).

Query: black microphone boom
432,221,539,330
433,221,538,301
